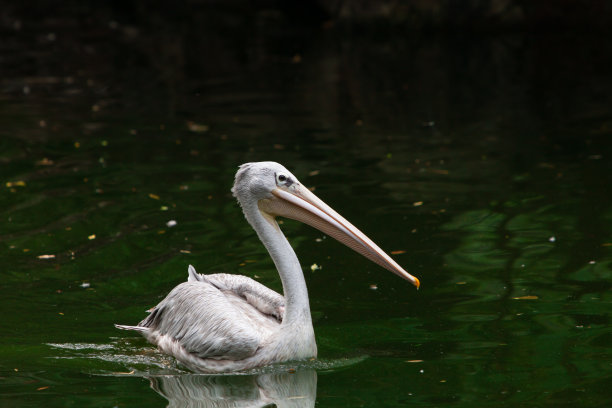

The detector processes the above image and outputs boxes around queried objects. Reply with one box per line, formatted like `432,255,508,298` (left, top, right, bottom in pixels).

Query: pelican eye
275,172,293,187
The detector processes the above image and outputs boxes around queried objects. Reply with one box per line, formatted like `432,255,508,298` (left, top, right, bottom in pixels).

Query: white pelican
116,162,419,373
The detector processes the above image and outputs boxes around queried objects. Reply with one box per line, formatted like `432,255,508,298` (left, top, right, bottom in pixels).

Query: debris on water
308,170,320,176
166,220,177,228
413,201,423,207
429,168,449,175
512,295,539,300
88,234,96,240
391,250,406,255
80,282,90,288
36,158,54,166
186,121,209,133
112,370,135,375
405,360,423,363
310,263,321,272
548,236,556,242
180,249,191,254
37,254,56,259
160,205,168,211
148,193,160,200
6,180,26,187
369,284,378,290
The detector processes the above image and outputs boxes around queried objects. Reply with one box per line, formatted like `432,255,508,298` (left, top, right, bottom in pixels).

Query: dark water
1,11,611,407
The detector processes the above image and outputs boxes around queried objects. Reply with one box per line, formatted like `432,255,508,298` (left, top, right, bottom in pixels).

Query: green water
1,15,611,407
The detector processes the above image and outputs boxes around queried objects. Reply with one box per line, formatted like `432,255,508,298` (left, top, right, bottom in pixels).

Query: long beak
258,184,420,289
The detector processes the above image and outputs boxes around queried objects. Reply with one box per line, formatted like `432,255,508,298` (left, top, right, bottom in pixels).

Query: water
1,9,611,407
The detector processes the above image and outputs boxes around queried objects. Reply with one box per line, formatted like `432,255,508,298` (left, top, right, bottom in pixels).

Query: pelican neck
244,202,312,326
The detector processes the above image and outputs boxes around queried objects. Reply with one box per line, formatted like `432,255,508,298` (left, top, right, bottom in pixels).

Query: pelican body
116,162,419,373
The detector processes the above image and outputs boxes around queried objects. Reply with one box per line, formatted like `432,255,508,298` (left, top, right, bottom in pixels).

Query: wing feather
187,266,285,321
139,282,263,360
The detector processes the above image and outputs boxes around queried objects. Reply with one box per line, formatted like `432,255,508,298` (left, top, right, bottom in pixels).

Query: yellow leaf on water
88,234,96,240
512,295,539,300
148,193,160,200
391,250,406,255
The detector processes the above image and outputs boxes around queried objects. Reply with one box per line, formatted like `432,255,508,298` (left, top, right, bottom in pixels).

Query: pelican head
232,162,420,288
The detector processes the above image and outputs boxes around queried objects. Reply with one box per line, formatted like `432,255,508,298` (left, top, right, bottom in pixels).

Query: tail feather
114,324,148,332
187,264,207,283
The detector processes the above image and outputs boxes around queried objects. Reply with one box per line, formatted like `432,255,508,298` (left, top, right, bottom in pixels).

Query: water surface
1,11,611,408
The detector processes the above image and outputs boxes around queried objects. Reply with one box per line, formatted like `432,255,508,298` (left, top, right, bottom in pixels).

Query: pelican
116,162,419,373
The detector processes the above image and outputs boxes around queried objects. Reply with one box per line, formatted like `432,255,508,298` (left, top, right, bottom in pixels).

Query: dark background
3,0,612,128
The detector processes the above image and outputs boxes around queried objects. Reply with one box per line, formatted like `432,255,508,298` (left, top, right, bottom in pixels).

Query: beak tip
413,276,420,289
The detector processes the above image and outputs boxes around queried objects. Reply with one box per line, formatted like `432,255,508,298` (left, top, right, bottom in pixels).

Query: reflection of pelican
150,368,317,408
116,162,419,373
